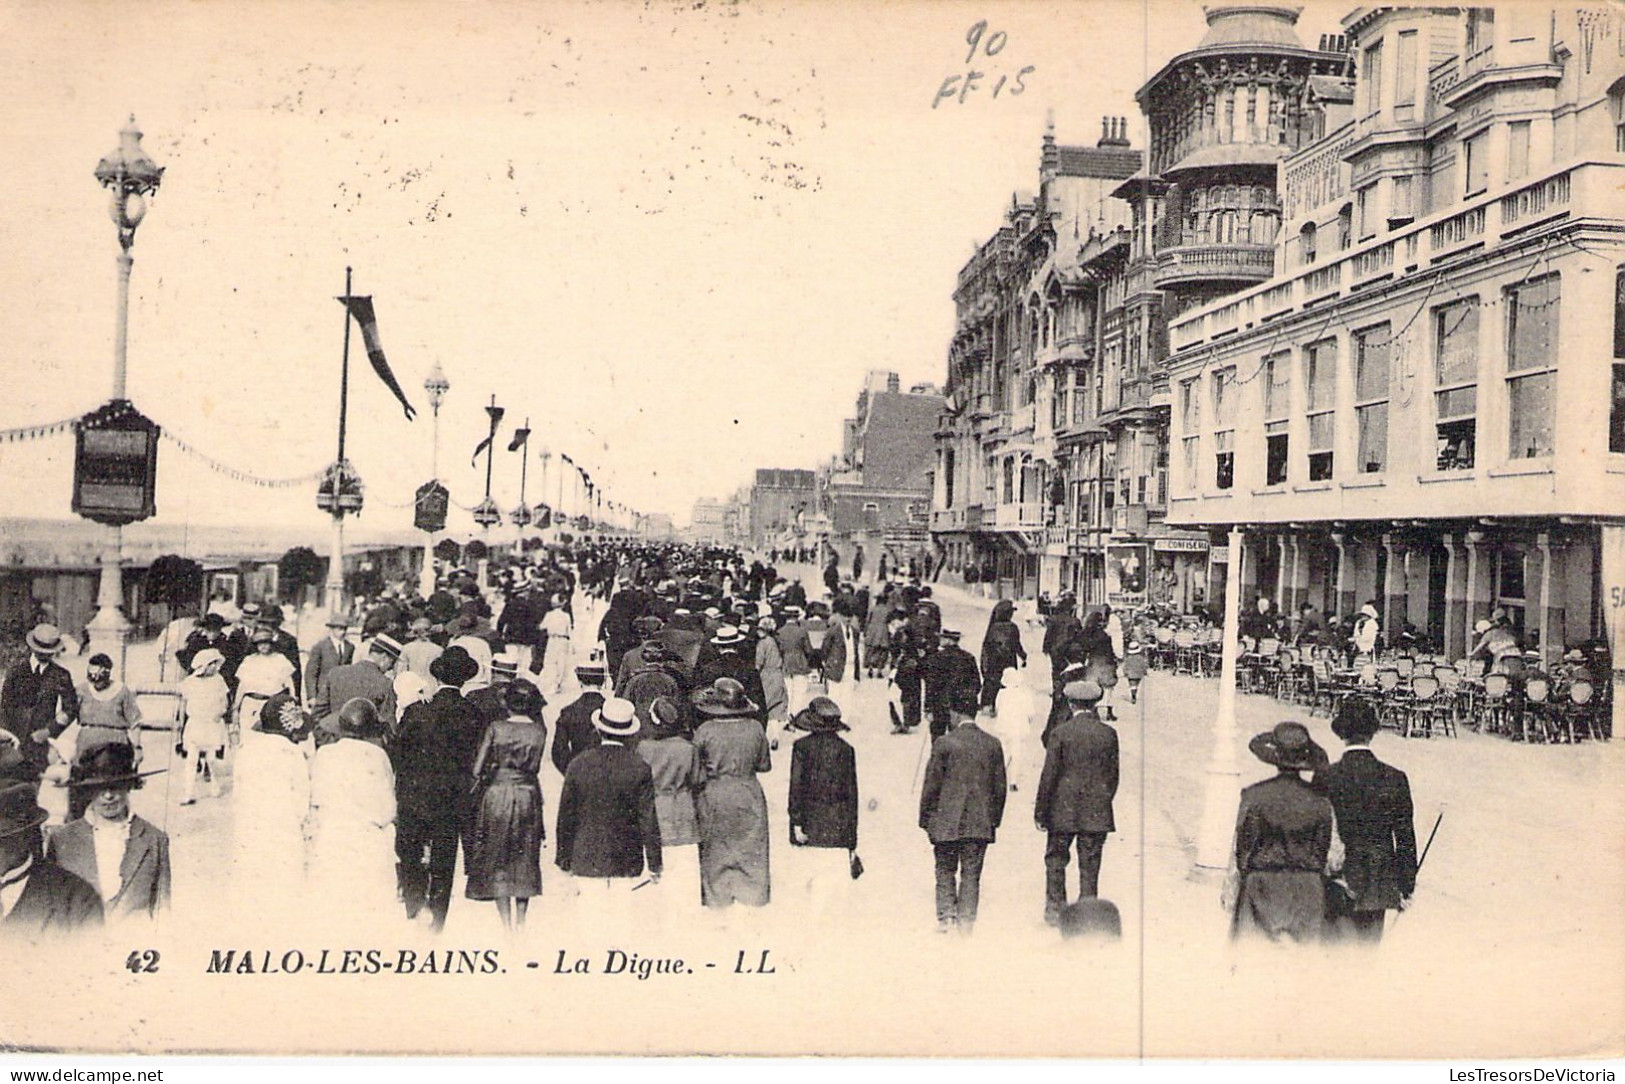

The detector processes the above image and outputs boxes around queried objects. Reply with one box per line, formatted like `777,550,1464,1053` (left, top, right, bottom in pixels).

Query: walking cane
909,726,932,797
1415,809,1445,875
1390,807,1443,929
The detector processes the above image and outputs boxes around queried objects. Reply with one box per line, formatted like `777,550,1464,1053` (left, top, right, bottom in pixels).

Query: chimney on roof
1099,116,1130,148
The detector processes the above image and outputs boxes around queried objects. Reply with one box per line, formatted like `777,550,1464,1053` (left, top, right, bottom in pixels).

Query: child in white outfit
178,649,230,803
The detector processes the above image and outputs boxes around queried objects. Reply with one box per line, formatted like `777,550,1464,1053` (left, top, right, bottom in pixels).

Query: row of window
1178,273,1567,491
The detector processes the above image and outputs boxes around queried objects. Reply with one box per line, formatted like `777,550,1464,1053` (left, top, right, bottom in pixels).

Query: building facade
1162,5,1623,697
821,370,942,575
932,116,1144,600
933,4,1353,607
748,468,818,551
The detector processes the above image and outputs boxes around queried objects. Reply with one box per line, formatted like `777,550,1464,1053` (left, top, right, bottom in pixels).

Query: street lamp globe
94,116,164,250
424,360,450,414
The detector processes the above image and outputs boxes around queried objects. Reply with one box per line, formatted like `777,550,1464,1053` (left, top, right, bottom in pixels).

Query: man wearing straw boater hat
554,698,663,918
1317,700,1418,945
0,775,103,938
48,744,170,920
1,624,80,773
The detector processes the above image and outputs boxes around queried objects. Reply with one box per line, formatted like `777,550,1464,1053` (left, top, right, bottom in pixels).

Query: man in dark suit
0,780,103,939
1035,679,1119,925
551,665,607,777
919,704,1006,934
555,698,663,914
1317,700,1418,944
314,637,398,742
924,629,981,742
392,645,483,930
303,613,355,710
1,625,80,772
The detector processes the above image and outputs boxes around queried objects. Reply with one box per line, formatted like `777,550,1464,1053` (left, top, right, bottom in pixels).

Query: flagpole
518,418,530,511
325,266,354,615
483,394,498,513
337,267,352,464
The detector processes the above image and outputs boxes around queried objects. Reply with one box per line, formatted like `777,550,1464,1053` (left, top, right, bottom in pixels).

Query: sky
0,0,1352,534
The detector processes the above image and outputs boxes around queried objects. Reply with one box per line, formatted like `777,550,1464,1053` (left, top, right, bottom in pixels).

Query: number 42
125,949,160,973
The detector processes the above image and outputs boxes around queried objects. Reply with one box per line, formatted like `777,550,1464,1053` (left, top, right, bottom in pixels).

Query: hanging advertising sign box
72,400,159,526
414,481,449,533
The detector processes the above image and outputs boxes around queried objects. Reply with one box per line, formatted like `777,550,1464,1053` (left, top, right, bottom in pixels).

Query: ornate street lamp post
419,361,450,596
85,118,163,668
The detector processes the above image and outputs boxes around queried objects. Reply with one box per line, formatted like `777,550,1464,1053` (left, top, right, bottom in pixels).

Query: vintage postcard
0,0,1621,1061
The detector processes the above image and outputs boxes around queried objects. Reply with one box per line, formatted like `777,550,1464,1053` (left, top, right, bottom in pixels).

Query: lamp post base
1194,758,1242,869
84,607,132,672
420,537,438,598
324,513,346,617
86,525,131,674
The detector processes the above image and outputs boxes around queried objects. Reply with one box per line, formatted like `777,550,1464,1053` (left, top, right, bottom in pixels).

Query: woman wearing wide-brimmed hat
694,626,768,728
785,696,858,921
231,692,315,916
466,680,549,930
1225,721,1335,943
307,699,398,925
692,677,773,908
49,743,169,920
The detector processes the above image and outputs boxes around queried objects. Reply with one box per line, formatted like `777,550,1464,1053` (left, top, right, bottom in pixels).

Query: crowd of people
0,539,1423,948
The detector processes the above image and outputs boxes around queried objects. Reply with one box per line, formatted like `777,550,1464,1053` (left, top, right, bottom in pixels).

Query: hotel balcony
930,507,967,533
993,501,1044,529
1153,242,1276,289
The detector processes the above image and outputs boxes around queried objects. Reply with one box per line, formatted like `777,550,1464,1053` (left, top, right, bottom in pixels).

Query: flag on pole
338,295,416,420
471,404,506,467
507,425,531,452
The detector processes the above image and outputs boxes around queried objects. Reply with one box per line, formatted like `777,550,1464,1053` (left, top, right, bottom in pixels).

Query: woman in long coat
1078,611,1120,721
306,698,398,926
691,677,772,908
979,599,1027,715
466,680,548,929
864,591,895,677
1226,722,1334,943
638,696,704,910
232,692,314,917
753,618,788,725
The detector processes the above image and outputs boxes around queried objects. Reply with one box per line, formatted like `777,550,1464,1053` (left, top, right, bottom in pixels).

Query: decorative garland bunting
159,429,327,490
0,416,79,443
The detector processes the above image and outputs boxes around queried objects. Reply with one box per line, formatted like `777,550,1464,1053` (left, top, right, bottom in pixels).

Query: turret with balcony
1137,5,1351,309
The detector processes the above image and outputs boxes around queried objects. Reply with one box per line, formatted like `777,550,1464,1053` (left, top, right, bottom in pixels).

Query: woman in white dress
539,594,574,696
232,692,313,920
306,698,397,926
232,628,296,745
